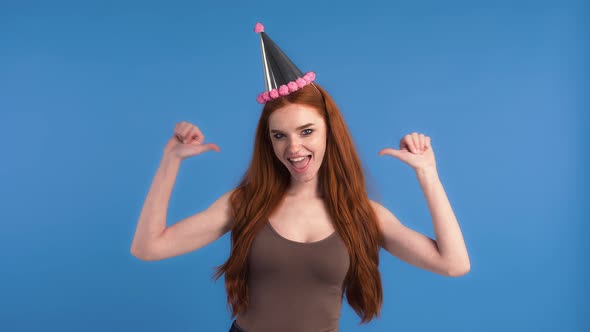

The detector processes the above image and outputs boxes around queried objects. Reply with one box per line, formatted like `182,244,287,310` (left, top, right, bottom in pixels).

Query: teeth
289,156,306,162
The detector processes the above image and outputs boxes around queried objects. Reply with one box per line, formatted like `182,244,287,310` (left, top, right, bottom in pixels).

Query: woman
130,23,470,332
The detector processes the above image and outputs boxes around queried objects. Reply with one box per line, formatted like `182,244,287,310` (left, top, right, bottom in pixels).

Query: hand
163,121,220,160
378,132,436,172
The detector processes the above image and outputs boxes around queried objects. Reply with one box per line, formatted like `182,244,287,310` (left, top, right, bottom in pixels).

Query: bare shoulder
368,199,403,227
201,188,236,231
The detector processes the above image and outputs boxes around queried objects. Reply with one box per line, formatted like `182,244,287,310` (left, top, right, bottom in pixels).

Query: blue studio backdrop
0,1,587,331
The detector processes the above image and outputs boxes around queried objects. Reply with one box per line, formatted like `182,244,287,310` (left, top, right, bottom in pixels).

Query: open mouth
288,155,311,171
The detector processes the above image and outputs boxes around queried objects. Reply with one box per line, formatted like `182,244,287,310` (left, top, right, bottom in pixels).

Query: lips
287,155,311,172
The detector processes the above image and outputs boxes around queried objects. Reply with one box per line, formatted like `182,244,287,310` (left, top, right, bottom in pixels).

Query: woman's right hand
163,121,220,160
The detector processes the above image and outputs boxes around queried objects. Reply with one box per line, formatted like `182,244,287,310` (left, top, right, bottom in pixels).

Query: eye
272,129,313,140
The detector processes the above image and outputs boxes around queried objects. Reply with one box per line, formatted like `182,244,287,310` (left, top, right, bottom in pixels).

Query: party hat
254,22,316,104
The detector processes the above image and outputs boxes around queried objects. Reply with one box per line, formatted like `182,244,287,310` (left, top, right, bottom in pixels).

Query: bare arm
371,167,470,277
416,166,470,276
130,153,233,261
377,132,470,277
130,153,181,259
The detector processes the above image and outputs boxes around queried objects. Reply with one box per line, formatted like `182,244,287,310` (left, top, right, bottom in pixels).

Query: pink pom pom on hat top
254,22,264,33
254,22,316,104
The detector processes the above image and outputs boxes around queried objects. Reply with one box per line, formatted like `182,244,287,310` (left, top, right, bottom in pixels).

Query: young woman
130,24,470,332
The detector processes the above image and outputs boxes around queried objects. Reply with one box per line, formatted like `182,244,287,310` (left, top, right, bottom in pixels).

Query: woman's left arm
414,166,470,276
377,132,470,277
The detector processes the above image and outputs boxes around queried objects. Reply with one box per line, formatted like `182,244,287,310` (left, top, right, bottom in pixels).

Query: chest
247,215,350,290
268,198,336,243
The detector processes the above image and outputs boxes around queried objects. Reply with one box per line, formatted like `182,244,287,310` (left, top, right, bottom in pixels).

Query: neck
285,176,323,199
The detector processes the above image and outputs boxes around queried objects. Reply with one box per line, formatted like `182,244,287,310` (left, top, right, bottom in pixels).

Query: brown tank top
235,220,350,332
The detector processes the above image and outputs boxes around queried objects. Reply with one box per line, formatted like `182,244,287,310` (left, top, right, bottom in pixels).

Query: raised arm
130,121,225,261
378,132,470,277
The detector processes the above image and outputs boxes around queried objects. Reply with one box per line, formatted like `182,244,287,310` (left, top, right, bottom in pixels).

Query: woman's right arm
130,122,228,261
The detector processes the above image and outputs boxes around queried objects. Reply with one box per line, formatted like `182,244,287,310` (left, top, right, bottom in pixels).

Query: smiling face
268,103,327,184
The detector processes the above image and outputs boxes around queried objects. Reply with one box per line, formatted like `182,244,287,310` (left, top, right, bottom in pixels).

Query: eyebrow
270,123,315,134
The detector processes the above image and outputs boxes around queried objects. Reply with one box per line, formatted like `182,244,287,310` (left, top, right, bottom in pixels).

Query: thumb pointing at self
198,143,221,153
378,148,404,159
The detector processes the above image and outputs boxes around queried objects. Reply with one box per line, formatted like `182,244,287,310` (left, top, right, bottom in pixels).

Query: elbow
130,246,147,260
130,246,161,261
447,263,471,277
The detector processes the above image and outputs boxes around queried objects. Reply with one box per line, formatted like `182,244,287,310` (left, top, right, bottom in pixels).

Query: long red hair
213,83,384,324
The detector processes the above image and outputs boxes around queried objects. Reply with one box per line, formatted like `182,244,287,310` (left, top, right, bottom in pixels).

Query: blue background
1,0,587,331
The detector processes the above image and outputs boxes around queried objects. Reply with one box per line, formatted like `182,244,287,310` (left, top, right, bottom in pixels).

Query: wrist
415,166,438,177
162,152,182,165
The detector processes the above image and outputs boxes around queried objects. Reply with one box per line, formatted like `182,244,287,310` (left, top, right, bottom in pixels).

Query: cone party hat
254,22,316,104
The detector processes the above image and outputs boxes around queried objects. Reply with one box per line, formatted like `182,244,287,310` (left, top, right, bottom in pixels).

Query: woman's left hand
378,132,437,172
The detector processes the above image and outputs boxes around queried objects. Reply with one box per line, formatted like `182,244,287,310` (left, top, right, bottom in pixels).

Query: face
268,103,327,183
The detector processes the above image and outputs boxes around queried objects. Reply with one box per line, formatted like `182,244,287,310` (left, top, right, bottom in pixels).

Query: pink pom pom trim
279,85,289,96
288,82,298,92
256,71,316,104
254,22,264,33
296,78,307,88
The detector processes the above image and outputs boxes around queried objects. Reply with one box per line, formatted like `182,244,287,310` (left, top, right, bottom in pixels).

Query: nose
288,144,302,154
286,137,304,154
